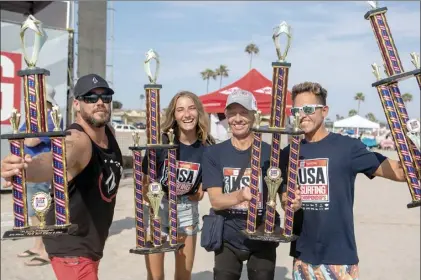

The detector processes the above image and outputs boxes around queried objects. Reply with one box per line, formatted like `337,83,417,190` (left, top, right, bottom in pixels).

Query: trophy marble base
1,131,70,140
129,144,178,151
2,224,77,239
372,69,421,87
241,225,297,243
407,200,421,209
129,241,185,255
252,127,304,136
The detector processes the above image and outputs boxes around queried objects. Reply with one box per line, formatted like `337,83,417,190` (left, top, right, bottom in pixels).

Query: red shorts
51,257,100,280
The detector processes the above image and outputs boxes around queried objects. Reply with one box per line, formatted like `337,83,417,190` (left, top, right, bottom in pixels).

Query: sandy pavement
1,150,420,280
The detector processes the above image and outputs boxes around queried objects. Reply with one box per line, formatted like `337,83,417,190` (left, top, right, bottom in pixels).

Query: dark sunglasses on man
77,92,113,104
290,104,325,116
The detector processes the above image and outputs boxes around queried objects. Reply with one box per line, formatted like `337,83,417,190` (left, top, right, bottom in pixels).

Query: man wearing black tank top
1,74,123,280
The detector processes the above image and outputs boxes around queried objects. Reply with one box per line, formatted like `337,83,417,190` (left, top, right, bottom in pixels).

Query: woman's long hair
161,91,215,145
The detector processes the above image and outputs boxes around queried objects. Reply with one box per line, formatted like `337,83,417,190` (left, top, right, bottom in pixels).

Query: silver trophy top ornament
20,15,48,68
272,21,292,63
144,49,160,84
406,119,421,150
371,63,382,81
367,1,379,9
410,52,420,69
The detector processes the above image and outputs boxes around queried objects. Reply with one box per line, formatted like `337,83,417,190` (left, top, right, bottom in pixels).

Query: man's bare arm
26,129,92,182
373,158,406,182
207,187,244,211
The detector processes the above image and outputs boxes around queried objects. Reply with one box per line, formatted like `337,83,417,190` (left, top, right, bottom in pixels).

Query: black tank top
43,123,123,260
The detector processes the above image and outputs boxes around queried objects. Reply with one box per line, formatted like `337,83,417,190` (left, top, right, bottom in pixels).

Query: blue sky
108,1,420,121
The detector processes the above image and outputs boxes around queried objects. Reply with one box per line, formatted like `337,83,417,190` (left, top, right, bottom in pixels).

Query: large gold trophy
129,50,185,254
1,15,74,238
364,1,420,208
241,21,304,242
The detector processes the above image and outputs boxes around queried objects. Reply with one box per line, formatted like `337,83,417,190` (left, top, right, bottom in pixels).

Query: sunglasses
77,93,113,104
290,104,324,116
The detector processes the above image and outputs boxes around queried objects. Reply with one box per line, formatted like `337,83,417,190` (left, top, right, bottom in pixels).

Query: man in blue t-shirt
280,82,407,280
202,89,302,280
16,84,63,266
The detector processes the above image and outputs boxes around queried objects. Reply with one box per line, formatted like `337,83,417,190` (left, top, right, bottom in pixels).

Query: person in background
16,84,63,266
279,82,407,280
143,91,215,280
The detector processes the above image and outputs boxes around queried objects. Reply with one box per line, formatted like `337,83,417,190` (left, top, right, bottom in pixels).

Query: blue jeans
26,182,50,217
144,195,200,236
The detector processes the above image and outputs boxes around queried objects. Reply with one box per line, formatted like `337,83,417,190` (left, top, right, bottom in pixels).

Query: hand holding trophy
0,15,73,238
128,50,185,255
241,21,304,243
365,1,421,208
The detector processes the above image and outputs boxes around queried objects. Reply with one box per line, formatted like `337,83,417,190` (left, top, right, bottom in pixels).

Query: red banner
0,51,22,125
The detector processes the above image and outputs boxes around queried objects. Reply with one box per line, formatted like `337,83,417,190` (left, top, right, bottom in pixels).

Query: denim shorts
144,195,200,236
26,182,50,217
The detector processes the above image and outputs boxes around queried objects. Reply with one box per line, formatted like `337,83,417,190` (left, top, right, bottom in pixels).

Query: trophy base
129,241,185,255
372,69,421,87
241,226,297,243
407,200,421,209
2,224,78,239
251,127,304,135
129,144,178,151
1,131,70,140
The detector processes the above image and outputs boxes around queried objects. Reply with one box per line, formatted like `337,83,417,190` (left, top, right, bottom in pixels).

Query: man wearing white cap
202,89,302,280
16,84,63,266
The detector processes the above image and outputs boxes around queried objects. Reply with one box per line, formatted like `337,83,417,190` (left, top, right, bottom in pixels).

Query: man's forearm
209,189,243,210
26,152,53,183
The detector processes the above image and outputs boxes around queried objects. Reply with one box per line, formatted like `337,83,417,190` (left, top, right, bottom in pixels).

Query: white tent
333,115,380,136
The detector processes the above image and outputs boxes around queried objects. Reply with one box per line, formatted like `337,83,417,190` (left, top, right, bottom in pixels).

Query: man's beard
80,108,110,128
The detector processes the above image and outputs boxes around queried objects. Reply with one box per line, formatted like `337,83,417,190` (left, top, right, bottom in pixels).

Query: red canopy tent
199,68,292,116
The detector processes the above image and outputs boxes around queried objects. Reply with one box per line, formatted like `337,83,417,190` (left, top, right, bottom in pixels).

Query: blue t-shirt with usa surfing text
18,109,64,157
280,133,387,265
142,139,205,196
202,139,280,251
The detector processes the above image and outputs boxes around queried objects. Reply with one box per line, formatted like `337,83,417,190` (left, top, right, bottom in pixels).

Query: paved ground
1,150,420,280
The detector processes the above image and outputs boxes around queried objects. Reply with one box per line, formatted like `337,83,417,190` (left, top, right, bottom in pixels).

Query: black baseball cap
73,74,114,98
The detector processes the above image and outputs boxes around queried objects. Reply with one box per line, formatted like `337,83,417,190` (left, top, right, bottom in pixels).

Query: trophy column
364,2,421,208
167,129,179,247
129,49,185,255
246,112,263,234
364,2,421,176
242,21,304,243
1,15,73,239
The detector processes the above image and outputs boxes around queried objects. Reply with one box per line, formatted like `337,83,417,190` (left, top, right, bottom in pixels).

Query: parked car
114,124,140,132
133,122,146,129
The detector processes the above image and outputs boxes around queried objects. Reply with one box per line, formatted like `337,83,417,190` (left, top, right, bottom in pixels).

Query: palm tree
245,43,259,70
348,109,357,117
200,69,217,93
354,92,365,114
139,94,145,110
215,65,229,89
112,100,123,110
365,112,377,122
336,114,345,120
402,92,413,105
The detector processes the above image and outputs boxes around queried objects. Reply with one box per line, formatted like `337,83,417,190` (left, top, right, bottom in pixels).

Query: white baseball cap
225,89,257,111
46,84,58,107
